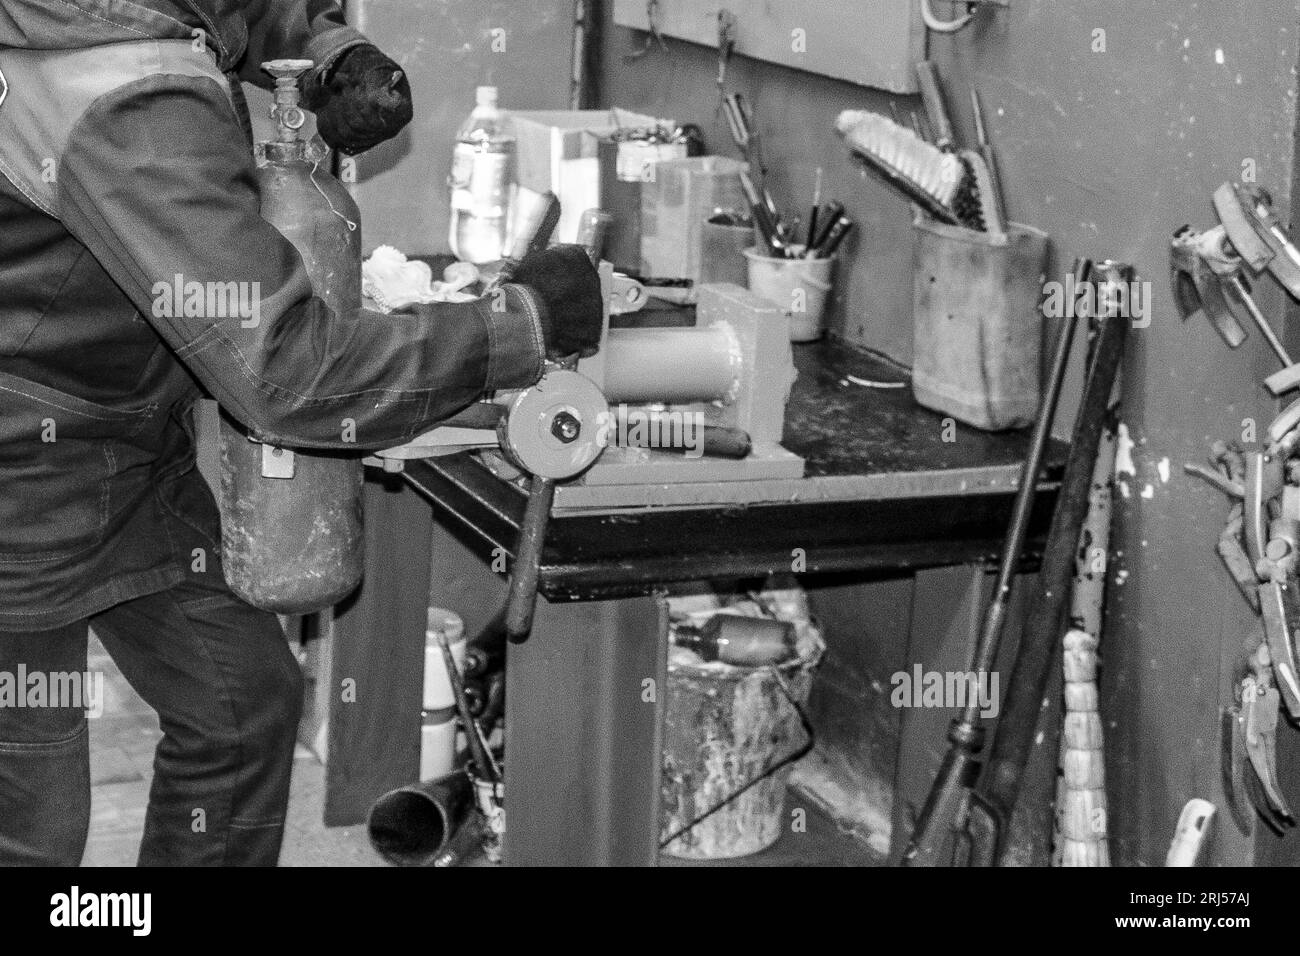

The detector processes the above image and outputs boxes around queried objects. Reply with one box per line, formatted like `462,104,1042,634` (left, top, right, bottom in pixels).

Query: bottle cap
427,607,465,643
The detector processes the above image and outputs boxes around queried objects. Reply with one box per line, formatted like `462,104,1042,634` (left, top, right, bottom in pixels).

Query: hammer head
1171,225,1248,348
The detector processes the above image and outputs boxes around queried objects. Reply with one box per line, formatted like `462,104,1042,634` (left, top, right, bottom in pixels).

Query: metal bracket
260,442,296,479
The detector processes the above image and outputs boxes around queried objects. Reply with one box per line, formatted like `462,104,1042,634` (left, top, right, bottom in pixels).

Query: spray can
218,59,365,613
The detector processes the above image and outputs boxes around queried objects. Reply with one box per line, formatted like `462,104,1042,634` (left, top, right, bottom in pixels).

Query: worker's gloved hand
511,245,604,360
307,44,413,155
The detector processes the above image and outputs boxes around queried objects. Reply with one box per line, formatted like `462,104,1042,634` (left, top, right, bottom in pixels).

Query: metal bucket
660,614,823,860
911,216,1050,431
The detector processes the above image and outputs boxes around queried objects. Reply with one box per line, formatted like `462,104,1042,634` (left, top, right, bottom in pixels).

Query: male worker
0,0,601,865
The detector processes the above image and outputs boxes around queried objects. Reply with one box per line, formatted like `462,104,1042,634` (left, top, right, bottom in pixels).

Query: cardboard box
509,108,669,243
640,156,748,281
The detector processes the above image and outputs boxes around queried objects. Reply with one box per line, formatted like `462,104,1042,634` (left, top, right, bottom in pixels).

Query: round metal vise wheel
497,369,607,480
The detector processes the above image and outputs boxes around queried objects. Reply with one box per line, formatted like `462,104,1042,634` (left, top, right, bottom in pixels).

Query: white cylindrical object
602,325,741,404
420,713,458,781
423,608,467,710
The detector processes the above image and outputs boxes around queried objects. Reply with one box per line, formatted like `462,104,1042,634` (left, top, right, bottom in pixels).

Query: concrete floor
659,793,883,867
85,632,879,867
83,633,384,867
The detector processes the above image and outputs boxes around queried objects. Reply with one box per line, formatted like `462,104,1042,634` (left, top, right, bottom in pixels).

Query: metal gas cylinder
219,58,364,613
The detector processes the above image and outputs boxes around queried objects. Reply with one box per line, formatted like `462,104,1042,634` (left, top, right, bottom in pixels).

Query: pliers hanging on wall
1189,442,1300,833
1225,645,1295,834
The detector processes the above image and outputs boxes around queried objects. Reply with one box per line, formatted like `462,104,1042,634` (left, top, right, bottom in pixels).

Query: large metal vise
370,264,803,498
367,263,802,642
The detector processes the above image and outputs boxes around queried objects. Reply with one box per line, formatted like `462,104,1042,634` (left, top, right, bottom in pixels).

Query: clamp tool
1174,181,1300,398
1192,444,1300,718
1257,518,1300,718
1190,440,1300,832
1172,222,1300,396
1215,182,1300,300
1226,646,1295,833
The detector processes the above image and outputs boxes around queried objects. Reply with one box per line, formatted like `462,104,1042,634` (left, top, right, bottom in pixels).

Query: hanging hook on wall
921,0,1007,35
625,0,669,62
716,8,737,96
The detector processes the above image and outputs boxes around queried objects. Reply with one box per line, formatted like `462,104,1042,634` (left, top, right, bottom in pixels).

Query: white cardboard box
509,108,670,243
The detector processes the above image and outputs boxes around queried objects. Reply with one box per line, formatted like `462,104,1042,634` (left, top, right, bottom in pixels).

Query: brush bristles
836,109,963,208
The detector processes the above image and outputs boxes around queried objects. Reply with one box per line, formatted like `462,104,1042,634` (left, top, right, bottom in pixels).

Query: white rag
361,246,479,312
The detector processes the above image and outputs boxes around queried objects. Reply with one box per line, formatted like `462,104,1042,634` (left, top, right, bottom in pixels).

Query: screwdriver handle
486,191,562,293
916,61,955,151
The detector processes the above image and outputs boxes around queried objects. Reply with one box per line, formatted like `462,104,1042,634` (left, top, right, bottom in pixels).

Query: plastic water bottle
448,86,515,264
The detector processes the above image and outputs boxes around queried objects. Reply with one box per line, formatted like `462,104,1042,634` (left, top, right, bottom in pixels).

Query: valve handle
261,59,314,143
262,59,314,82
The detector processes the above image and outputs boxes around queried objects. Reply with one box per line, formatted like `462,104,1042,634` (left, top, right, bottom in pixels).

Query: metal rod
436,627,498,785
969,262,1087,688
977,265,1130,864
1231,274,1293,367
903,258,1090,866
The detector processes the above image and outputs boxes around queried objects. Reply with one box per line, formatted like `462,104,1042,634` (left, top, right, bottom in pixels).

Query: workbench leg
324,474,433,826
505,595,668,866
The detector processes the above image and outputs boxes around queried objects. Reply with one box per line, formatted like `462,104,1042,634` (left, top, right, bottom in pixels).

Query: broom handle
1053,424,1116,867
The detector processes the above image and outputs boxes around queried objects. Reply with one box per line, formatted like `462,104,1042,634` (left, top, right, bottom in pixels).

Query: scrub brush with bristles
835,110,984,230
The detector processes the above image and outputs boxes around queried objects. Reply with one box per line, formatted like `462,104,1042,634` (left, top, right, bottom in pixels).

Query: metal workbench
323,338,1065,865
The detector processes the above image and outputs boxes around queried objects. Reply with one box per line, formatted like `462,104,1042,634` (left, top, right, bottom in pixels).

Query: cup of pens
744,247,836,342
738,169,849,342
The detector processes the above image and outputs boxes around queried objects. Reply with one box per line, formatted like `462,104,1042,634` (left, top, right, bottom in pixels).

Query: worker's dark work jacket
0,2,548,629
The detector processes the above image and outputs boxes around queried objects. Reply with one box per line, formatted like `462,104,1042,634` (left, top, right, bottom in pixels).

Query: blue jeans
0,581,302,866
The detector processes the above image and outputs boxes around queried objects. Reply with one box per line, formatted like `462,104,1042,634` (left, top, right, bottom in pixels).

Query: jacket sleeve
55,71,546,452
235,0,368,90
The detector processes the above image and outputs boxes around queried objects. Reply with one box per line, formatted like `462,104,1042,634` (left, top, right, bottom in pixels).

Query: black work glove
306,44,413,155
511,245,604,360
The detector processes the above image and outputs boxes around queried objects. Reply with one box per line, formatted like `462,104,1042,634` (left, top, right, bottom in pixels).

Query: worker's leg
90,584,303,866
0,621,91,865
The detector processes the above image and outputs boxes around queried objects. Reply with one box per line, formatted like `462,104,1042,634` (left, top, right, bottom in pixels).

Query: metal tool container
910,216,1050,431
219,59,365,613
661,608,823,860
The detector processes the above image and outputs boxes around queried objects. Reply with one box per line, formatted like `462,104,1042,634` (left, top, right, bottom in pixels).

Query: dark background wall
599,1,1300,865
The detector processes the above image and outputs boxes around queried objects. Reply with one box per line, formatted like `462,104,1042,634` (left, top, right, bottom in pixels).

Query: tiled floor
83,634,383,867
